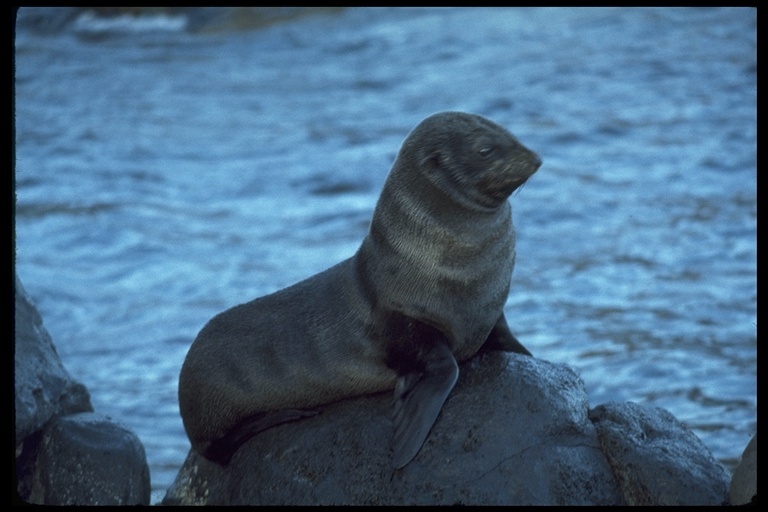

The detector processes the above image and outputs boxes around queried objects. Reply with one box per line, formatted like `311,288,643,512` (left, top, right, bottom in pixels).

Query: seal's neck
378,168,510,240
362,172,513,272
354,174,515,348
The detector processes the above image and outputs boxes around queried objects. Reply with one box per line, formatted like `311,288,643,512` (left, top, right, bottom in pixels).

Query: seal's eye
478,146,495,159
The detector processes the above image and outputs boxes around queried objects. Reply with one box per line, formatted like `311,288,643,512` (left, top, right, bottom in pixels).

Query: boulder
589,401,731,505
165,352,622,505
729,433,756,505
14,272,92,443
14,273,151,505
16,413,151,505
164,351,731,505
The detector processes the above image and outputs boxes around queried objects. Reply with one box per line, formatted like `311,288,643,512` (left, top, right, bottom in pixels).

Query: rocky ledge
163,350,736,505
14,273,150,505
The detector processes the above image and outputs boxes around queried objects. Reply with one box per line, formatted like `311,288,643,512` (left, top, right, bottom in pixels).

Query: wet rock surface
163,351,731,505
590,401,731,505
15,273,151,505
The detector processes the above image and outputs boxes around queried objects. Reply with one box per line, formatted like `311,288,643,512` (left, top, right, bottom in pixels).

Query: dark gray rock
15,272,93,443
164,352,624,505
729,432,756,505
14,273,151,505
589,401,731,506
17,412,151,505
165,350,733,506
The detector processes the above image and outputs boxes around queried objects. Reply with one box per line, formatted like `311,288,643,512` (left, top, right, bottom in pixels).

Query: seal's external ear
420,148,442,169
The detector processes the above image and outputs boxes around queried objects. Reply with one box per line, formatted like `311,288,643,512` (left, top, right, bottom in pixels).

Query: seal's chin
479,175,529,203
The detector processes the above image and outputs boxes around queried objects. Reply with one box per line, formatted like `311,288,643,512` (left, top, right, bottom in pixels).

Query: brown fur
178,111,541,462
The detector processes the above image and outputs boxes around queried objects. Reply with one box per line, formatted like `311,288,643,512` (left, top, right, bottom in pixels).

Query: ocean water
14,7,756,503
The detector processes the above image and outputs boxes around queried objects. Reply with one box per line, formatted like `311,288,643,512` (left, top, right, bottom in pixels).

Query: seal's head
395,111,541,211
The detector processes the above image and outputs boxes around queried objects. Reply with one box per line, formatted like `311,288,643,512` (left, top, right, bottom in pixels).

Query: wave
16,7,341,37
72,9,188,35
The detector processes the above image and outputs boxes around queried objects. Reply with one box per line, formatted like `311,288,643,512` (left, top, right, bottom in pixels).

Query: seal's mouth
481,177,527,200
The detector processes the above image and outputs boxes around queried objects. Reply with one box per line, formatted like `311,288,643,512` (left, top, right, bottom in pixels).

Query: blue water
14,7,756,503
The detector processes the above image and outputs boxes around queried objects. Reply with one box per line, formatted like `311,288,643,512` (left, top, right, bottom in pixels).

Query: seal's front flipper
204,409,318,465
481,313,532,356
391,341,458,469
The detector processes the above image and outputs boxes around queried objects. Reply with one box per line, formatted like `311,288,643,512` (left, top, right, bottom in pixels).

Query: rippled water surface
14,7,756,502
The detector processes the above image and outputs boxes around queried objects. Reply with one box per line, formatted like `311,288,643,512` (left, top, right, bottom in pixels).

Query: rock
14,272,93,443
589,401,731,506
164,352,624,505
16,413,151,505
14,273,151,505
729,433,756,505
165,350,733,505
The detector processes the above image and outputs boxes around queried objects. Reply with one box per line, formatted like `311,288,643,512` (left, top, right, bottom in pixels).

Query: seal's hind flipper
391,341,458,469
481,313,532,356
204,409,318,465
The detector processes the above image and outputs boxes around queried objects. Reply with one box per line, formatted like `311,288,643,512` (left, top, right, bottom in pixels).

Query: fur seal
178,111,541,468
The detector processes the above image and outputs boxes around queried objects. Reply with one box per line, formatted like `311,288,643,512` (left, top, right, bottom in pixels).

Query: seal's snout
519,150,541,179
530,153,542,171
477,144,541,202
